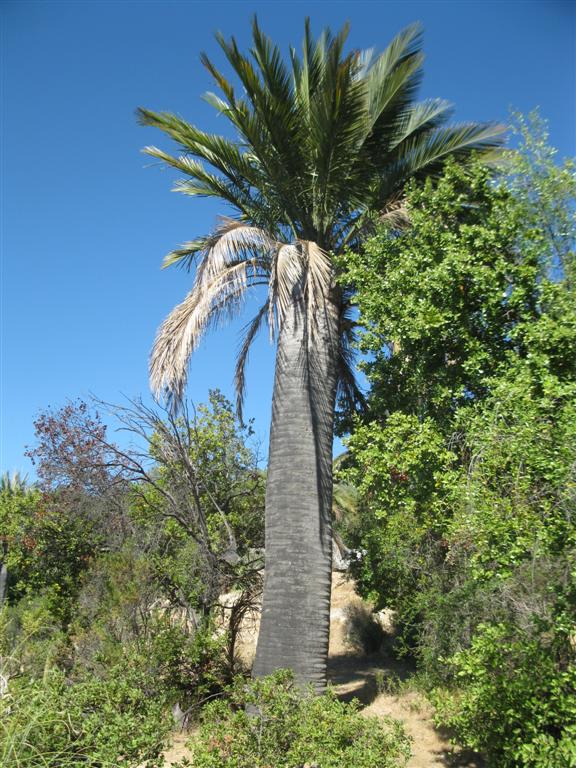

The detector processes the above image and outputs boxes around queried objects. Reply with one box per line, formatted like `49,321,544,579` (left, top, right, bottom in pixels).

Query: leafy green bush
1,592,232,766
70,547,233,710
432,622,576,767
147,621,231,709
186,670,411,768
0,593,68,688
1,664,171,767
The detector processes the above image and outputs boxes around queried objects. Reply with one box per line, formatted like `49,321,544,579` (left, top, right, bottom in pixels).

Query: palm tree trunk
253,293,339,692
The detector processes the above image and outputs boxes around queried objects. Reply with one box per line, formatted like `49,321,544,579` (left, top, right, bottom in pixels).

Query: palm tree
139,18,504,690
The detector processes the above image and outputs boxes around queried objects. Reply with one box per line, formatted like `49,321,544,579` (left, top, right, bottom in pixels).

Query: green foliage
339,115,576,764
147,622,231,707
1,575,175,766
70,548,233,711
340,116,574,428
186,670,411,768
0,481,97,622
72,548,160,660
132,390,264,586
173,390,265,556
0,595,66,684
1,664,170,767
139,19,503,265
432,622,576,767
2,391,266,765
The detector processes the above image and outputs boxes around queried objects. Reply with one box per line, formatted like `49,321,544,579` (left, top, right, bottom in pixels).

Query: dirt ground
160,573,484,767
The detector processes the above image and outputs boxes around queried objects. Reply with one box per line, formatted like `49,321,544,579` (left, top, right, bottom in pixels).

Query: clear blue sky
2,0,575,477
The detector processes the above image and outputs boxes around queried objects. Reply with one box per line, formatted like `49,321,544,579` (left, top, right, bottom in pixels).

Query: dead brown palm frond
197,218,277,284
305,242,332,301
150,262,268,404
235,301,270,422
150,221,282,407
270,242,304,329
304,241,333,329
379,197,411,229
301,241,338,394
151,225,360,416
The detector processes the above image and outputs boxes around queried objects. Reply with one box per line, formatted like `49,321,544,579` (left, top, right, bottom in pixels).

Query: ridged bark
252,294,339,692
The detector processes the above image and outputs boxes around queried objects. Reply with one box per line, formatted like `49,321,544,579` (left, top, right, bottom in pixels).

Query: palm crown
139,19,504,415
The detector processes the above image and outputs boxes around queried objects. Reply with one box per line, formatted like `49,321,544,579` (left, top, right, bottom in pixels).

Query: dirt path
327,652,483,767
160,573,483,767
327,574,484,768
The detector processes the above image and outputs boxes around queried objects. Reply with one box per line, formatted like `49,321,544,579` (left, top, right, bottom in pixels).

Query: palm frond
204,29,307,233
336,303,365,415
386,98,454,151
250,16,293,105
379,196,411,230
196,218,276,286
332,480,359,523
151,220,276,407
161,236,212,271
138,110,259,184
364,23,424,132
390,122,506,183
270,242,304,329
139,113,281,231
304,241,333,337
234,300,270,423
150,261,267,407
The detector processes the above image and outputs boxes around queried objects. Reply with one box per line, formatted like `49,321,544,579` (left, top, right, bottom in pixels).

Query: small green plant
185,670,411,768
374,669,402,696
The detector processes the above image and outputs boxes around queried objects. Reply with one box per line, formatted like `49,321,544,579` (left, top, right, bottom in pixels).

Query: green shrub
71,547,233,710
0,663,171,767
186,670,411,768
148,620,231,709
0,595,70,694
432,623,576,767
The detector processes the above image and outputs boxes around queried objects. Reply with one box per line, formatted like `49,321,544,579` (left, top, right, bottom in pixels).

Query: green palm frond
387,98,454,151
392,121,506,180
1,471,28,494
364,22,424,131
161,237,212,271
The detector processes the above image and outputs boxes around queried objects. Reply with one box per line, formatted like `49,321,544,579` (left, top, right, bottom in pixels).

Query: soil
159,573,484,767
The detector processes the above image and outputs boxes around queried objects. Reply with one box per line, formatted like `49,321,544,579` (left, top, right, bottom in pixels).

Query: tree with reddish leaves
0,402,130,619
25,400,135,555
27,401,114,495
